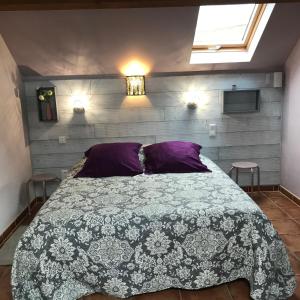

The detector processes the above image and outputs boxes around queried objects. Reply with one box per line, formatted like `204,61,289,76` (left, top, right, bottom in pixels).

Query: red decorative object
46,102,53,121
36,87,58,122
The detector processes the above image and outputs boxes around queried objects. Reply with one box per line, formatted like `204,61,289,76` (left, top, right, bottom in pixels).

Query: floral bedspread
12,157,295,299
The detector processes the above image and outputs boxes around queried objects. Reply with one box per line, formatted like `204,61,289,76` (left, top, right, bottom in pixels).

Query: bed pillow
143,141,211,174
75,142,143,178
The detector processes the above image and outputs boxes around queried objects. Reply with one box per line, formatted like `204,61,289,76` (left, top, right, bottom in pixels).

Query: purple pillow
75,143,143,178
143,141,211,174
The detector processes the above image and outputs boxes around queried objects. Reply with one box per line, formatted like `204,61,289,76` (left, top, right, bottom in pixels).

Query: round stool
228,162,260,193
27,173,60,215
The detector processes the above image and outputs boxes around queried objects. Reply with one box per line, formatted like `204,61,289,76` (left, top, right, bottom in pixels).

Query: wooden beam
0,0,297,11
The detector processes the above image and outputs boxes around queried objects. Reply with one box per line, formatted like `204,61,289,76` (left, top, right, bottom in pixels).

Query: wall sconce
126,76,145,96
187,102,198,110
72,93,88,113
186,91,199,110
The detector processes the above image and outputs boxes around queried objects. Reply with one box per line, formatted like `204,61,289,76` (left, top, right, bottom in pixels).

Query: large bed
12,156,296,299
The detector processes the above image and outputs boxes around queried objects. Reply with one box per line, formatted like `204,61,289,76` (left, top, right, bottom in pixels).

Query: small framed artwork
36,87,58,122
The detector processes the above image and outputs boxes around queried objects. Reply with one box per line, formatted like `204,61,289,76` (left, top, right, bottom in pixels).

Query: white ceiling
0,2,300,77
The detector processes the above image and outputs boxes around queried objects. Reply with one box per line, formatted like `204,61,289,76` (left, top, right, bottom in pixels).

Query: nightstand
27,173,60,214
229,161,260,193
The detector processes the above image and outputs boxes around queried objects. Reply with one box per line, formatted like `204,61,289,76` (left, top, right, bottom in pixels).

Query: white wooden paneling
94,117,281,138
260,88,283,102
29,125,95,141
53,79,91,96
32,153,84,169
24,81,54,97
165,102,281,121
25,73,283,186
201,147,219,161
27,108,165,126
96,120,207,138
34,168,64,179
146,73,271,93
156,131,281,147
26,88,277,112
91,79,125,95
219,144,281,160
30,137,156,154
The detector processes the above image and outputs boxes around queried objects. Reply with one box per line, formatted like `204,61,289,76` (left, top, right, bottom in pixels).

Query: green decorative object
36,87,58,122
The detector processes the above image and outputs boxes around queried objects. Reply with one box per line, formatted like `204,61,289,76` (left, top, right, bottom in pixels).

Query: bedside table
229,161,260,193
27,173,60,214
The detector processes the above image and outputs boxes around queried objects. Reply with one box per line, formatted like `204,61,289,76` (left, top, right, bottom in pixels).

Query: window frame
192,4,267,53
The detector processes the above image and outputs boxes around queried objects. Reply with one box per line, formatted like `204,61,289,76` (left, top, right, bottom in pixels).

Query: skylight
194,4,258,47
191,3,275,64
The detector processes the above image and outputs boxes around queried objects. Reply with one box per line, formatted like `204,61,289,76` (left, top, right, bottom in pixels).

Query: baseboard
0,198,41,248
241,185,279,193
279,185,300,203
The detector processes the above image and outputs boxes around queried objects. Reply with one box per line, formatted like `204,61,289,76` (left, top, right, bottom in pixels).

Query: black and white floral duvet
12,156,296,300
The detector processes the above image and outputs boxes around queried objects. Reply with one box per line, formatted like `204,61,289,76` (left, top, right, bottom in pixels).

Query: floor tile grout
178,290,183,300
260,191,300,222
264,191,300,207
225,284,234,300
289,250,300,263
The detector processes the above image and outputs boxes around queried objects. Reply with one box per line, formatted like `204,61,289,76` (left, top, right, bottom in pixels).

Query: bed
12,156,296,299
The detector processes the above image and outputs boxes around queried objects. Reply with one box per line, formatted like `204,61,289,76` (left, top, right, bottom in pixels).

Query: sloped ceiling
0,2,300,77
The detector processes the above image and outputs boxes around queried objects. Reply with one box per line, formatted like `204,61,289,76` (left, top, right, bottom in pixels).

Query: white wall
281,39,300,198
0,35,32,235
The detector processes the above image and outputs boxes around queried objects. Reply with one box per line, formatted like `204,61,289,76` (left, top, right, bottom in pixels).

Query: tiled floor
1,191,300,300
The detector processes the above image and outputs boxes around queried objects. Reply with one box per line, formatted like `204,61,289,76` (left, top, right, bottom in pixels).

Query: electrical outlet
58,136,67,144
209,124,217,137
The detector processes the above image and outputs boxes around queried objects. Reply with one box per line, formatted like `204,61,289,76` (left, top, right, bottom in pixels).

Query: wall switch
273,72,283,88
209,124,217,137
61,169,69,179
58,136,67,144
265,73,271,85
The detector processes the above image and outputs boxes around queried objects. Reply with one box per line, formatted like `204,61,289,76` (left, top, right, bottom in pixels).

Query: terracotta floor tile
284,208,300,219
251,192,269,201
0,267,11,288
272,220,300,235
271,196,300,208
0,267,12,300
252,194,277,209
281,235,300,252
263,191,282,198
134,289,181,300
180,285,231,300
0,290,13,300
288,275,300,299
227,279,251,300
262,207,290,220
289,253,300,275
0,266,5,278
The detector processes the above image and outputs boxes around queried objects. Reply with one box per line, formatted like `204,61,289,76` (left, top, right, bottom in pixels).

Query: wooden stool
229,162,260,193
27,174,60,215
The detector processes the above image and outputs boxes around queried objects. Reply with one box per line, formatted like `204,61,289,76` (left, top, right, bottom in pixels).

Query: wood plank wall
24,73,282,190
